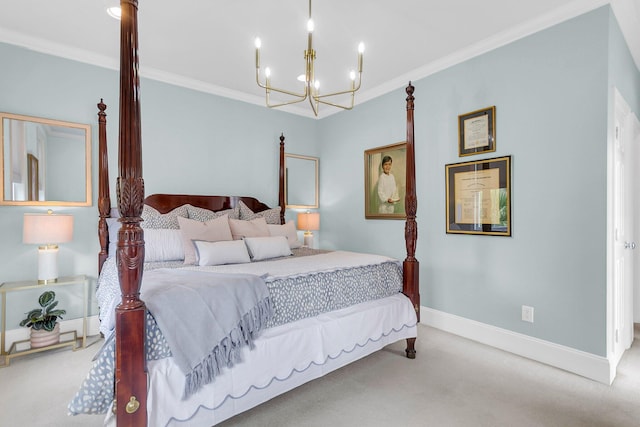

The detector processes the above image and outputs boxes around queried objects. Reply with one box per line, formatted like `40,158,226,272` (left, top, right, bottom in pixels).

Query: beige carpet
1,324,638,427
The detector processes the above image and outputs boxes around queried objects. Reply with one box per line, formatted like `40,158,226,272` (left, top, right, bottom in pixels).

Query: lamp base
37,245,59,284
303,232,314,248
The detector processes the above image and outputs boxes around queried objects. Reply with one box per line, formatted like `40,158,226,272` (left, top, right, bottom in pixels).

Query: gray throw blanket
140,268,273,398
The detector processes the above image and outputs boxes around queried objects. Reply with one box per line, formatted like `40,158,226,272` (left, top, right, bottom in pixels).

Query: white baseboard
420,306,613,385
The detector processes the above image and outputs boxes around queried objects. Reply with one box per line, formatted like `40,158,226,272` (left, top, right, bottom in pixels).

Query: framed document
445,156,511,236
458,106,496,157
364,142,407,219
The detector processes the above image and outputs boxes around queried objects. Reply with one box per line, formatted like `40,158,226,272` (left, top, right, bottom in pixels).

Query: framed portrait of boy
364,142,407,219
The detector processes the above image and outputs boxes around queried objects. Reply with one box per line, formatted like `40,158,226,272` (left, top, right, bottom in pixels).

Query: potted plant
19,290,66,348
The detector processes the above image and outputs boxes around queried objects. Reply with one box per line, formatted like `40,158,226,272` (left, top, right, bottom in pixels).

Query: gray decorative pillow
238,200,281,225
186,204,239,222
141,204,188,229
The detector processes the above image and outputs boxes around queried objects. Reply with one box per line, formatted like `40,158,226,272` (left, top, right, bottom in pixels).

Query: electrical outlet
522,305,534,323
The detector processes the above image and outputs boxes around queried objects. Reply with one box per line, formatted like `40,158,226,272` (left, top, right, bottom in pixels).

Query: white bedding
103,293,417,427
183,250,399,279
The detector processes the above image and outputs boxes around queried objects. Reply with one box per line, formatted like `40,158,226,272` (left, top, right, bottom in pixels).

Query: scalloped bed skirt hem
104,293,417,427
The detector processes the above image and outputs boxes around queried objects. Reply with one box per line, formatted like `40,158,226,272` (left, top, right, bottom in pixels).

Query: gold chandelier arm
315,94,355,110
256,69,307,99
264,85,308,99
266,92,308,108
307,90,319,116
255,71,268,89
312,72,361,110
314,78,362,99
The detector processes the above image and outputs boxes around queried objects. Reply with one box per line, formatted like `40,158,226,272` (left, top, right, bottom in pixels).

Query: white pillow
194,240,251,266
105,221,184,262
145,229,185,262
106,217,120,258
267,220,302,249
178,215,233,265
244,236,292,261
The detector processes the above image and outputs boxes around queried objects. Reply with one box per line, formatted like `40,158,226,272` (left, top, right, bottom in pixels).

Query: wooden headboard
143,194,271,214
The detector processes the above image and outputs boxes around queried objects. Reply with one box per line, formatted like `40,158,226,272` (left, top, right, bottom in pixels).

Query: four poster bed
69,2,420,426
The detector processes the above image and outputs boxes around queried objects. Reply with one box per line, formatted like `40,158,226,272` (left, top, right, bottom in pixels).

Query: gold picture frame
364,142,407,219
458,106,496,157
446,156,511,236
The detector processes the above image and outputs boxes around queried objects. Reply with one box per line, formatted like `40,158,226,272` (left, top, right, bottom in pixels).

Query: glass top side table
0,275,89,367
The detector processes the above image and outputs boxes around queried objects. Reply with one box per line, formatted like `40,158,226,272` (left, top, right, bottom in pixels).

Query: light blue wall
1,6,637,356
0,43,315,287
318,6,636,357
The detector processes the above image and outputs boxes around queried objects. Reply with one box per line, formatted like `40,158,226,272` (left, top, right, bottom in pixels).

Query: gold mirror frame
0,112,92,206
285,153,319,209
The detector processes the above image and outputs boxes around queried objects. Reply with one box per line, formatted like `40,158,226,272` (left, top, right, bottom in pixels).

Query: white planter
30,323,60,348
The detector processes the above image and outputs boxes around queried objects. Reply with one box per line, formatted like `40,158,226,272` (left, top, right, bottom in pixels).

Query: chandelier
254,0,364,116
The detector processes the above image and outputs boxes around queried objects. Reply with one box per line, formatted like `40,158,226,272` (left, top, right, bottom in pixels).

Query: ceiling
1,0,639,118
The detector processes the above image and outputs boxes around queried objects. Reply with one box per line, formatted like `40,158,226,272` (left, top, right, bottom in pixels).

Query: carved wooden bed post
97,99,111,274
114,0,148,425
403,82,419,359
278,133,286,225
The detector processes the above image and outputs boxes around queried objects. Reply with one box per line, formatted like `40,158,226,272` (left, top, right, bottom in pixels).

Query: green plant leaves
38,290,56,308
20,291,65,330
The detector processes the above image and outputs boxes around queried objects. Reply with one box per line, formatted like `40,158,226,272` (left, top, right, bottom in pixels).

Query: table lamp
297,211,320,248
23,210,74,284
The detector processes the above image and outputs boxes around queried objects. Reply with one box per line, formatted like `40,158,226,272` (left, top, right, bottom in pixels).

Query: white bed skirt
105,293,417,427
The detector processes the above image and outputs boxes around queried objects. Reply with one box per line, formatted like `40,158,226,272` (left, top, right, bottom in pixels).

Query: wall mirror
285,153,319,209
1,112,92,206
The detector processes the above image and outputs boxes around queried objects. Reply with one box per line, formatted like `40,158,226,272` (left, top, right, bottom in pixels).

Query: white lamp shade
23,213,74,244
297,212,320,231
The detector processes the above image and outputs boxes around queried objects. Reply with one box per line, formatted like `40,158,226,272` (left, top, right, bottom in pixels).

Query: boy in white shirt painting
377,155,399,214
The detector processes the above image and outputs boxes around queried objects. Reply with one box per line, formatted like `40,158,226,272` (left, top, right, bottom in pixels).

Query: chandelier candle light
254,0,364,116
